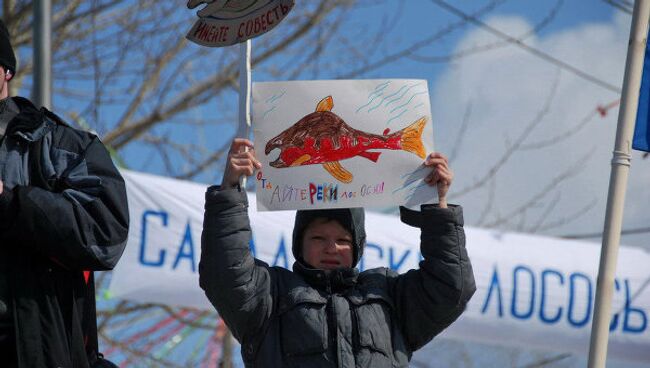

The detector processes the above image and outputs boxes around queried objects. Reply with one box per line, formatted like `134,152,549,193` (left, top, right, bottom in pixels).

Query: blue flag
634,29,650,152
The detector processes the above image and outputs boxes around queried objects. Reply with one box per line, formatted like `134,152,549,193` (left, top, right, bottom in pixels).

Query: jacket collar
5,97,54,142
293,261,358,292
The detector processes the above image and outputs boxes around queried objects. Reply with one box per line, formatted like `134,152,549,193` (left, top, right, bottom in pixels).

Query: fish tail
400,117,427,159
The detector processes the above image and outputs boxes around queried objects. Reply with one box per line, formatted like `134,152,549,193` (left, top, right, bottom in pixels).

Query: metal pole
587,1,650,367
33,0,52,109
238,39,252,189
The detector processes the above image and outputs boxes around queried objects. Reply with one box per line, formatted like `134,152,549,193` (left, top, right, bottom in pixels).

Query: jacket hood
292,207,366,268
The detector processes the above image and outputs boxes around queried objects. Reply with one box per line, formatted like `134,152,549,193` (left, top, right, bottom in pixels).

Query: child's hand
221,138,261,189
423,153,453,208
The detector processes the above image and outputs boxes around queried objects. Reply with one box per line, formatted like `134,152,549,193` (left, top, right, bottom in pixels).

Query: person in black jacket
0,20,128,367
200,138,475,367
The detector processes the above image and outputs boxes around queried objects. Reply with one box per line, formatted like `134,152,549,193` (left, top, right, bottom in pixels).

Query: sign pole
238,39,252,188
185,1,293,189
587,1,650,366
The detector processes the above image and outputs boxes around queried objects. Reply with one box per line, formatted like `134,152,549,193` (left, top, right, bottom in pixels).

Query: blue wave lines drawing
393,165,429,200
265,91,286,103
389,91,428,114
355,81,428,127
355,81,391,113
262,106,277,119
385,109,407,126
262,90,286,119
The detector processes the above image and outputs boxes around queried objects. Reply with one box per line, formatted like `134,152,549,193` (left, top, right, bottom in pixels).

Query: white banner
110,170,650,362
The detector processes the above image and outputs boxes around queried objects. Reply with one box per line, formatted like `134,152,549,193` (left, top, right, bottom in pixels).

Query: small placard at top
186,0,294,47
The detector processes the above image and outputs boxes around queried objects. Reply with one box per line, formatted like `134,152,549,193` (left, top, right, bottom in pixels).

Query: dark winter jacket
200,187,475,367
0,97,129,367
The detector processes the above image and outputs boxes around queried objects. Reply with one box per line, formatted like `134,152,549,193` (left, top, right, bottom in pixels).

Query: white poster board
253,79,436,211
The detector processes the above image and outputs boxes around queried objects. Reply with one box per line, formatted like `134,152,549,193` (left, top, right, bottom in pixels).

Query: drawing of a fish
264,96,427,183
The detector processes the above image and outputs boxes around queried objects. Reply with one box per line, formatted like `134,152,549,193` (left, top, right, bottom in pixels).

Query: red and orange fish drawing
264,96,427,183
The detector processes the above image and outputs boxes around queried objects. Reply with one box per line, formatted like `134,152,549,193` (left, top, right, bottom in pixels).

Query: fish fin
323,161,353,183
358,151,381,162
400,117,427,159
316,96,334,112
290,154,312,166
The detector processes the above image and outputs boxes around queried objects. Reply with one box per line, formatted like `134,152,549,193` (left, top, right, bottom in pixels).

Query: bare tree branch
482,149,594,229
450,70,561,198
337,0,509,78
409,0,564,63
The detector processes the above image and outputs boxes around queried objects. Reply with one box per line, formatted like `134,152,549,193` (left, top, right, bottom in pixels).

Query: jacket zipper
326,281,339,367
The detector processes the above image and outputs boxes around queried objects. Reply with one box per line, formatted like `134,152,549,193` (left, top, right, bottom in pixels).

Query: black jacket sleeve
389,204,476,352
0,133,129,271
199,186,273,343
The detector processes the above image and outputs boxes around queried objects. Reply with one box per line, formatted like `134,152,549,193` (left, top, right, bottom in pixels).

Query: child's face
301,218,354,270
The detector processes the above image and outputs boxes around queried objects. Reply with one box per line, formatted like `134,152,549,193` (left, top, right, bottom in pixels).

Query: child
200,138,475,367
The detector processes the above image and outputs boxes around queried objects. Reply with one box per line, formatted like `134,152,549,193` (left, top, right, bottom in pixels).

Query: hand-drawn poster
253,79,437,211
